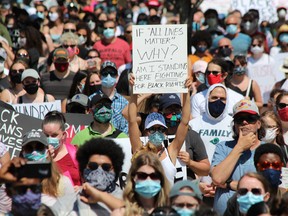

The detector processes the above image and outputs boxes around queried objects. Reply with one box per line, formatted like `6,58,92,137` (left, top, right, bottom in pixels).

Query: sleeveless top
161,148,176,186
18,94,48,104
228,80,255,99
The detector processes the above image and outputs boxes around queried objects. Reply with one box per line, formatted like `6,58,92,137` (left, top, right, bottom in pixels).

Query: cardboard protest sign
231,0,278,23
64,113,93,144
0,107,42,158
115,137,187,189
247,61,285,104
132,24,188,94
12,100,62,119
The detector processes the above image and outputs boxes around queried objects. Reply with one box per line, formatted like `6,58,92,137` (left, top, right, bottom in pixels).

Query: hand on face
237,129,257,151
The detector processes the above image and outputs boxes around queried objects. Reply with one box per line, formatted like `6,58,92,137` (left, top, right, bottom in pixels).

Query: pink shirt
93,37,132,68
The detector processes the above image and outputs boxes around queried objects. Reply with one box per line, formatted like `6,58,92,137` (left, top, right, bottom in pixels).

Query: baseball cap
100,61,118,74
89,93,112,108
21,69,40,81
159,94,181,110
145,112,167,129
53,48,69,63
22,130,48,147
67,94,88,107
233,99,259,117
169,180,202,200
193,60,208,73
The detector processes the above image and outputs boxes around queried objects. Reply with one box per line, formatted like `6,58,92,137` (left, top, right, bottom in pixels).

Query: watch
226,179,233,190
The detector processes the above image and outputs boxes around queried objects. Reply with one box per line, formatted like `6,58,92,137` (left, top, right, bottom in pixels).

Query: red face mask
278,107,288,122
54,62,69,72
207,73,223,85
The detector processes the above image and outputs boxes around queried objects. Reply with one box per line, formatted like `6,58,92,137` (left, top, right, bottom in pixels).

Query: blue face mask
280,33,288,43
226,24,238,35
11,186,42,216
93,106,112,123
237,192,264,214
103,28,115,39
47,137,60,150
174,208,196,216
148,131,165,147
192,22,200,32
196,73,205,84
208,99,226,118
196,45,207,53
23,150,47,162
36,11,45,20
261,169,282,188
233,66,246,76
138,20,148,25
101,74,117,88
135,179,161,198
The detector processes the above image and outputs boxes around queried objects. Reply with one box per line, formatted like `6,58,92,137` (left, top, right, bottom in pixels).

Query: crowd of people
0,0,288,215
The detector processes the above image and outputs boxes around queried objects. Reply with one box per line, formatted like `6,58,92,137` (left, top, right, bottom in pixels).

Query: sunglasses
219,45,229,49
136,171,161,180
257,161,282,171
93,102,112,110
125,30,132,34
278,103,288,109
173,202,199,209
101,70,117,77
17,53,29,58
251,44,262,47
10,69,25,75
206,70,221,75
23,143,46,153
86,56,99,60
103,27,114,30
88,162,112,172
238,188,262,196
147,126,166,134
63,44,76,49
8,184,42,196
63,29,76,33
234,115,259,124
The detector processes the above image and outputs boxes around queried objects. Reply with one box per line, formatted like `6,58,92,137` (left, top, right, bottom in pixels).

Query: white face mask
78,35,87,45
0,61,4,73
262,128,277,143
251,45,264,55
49,12,59,22
18,37,27,47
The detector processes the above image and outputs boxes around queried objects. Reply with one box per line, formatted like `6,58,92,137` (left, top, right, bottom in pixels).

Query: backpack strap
107,129,122,138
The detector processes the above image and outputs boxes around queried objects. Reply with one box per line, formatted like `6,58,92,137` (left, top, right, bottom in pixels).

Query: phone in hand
9,161,51,179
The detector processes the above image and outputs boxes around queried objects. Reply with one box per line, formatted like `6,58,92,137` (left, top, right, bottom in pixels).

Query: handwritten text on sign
132,25,188,94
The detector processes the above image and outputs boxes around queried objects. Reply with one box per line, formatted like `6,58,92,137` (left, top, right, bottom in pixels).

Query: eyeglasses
87,162,113,172
16,53,29,58
206,70,221,75
173,202,199,209
278,103,288,109
234,115,259,125
10,69,25,75
147,126,166,134
63,29,76,33
257,161,282,171
8,184,42,196
125,30,132,34
135,171,161,180
238,188,262,196
100,69,117,77
63,44,76,49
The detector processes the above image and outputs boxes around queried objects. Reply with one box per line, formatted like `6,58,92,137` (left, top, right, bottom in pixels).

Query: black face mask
208,99,226,118
10,73,22,84
89,84,101,94
219,47,232,57
24,83,39,94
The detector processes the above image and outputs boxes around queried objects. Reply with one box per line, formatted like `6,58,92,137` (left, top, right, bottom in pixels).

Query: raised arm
128,74,143,154
168,79,191,162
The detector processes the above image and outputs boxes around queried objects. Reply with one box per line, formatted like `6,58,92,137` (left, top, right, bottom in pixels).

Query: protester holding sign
128,74,191,185
111,151,170,216
14,68,55,104
42,111,81,186
71,93,127,146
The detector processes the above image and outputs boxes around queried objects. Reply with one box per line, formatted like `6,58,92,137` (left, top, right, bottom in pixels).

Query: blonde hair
60,32,79,45
123,151,170,216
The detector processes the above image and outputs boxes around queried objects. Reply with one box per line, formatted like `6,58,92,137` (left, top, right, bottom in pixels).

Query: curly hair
191,30,212,48
76,138,124,181
123,151,170,216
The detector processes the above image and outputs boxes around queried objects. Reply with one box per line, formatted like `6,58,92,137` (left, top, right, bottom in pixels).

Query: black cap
89,93,112,108
100,61,117,73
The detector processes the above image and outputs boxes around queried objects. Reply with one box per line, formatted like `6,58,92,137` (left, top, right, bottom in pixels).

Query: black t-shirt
41,70,75,101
